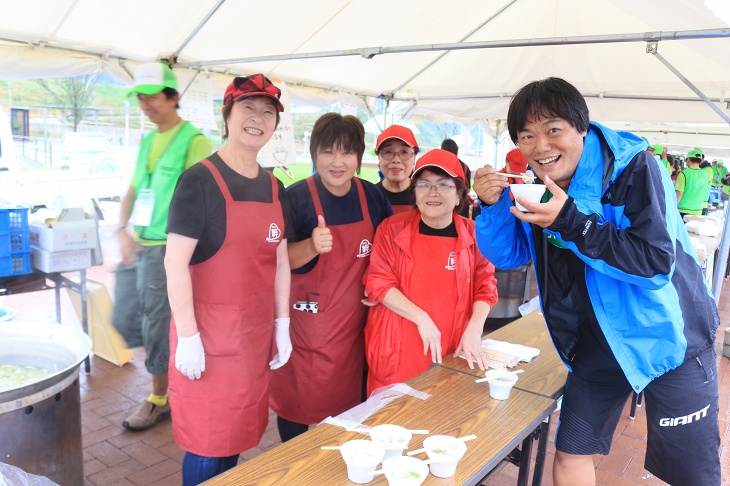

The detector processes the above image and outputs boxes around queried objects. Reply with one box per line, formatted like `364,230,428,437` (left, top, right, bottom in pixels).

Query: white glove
269,318,292,370
176,332,206,380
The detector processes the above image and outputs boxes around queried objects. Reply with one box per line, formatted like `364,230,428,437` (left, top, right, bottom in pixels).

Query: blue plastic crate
0,251,32,277
0,230,30,256
0,207,29,233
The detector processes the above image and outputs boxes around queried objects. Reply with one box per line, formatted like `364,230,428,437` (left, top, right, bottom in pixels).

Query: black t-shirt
375,180,416,209
287,173,393,273
419,219,457,237
167,153,294,265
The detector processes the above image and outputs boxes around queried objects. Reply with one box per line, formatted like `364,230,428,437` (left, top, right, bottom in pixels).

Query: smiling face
315,144,359,196
516,116,586,191
378,139,415,188
414,169,459,229
224,97,278,151
137,92,178,127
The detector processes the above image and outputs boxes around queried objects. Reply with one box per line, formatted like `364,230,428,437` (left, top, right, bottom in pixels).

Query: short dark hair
220,99,281,141
440,139,459,155
162,87,180,109
411,167,469,214
507,77,589,144
310,113,365,174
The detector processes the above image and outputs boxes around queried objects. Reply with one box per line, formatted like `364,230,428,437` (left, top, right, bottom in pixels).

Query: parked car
56,132,135,175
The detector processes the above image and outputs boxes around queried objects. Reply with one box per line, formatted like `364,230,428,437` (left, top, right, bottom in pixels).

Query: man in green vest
675,147,712,216
711,159,726,187
113,62,212,431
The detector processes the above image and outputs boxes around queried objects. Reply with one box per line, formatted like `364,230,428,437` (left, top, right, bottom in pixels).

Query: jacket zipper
696,355,709,383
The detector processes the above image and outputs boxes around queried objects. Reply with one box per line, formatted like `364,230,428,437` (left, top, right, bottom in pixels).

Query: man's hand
118,229,142,267
311,215,333,254
511,175,567,228
473,165,509,206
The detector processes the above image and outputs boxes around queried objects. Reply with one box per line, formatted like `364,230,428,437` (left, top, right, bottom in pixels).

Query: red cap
506,148,528,173
375,125,418,151
223,74,284,112
411,149,466,182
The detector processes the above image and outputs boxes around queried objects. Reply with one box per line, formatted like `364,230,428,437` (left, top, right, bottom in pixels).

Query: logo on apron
356,239,372,258
445,251,456,270
266,223,282,242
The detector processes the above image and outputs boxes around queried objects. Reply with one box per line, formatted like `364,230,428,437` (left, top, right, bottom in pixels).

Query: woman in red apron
374,125,419,214
270,113,392,441
165,75,293,485
364,149,499,395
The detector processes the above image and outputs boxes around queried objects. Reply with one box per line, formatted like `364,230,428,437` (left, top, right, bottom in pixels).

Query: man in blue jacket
473,77,720,486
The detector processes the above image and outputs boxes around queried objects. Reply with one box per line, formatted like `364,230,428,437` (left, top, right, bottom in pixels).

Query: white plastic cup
369,424,413,461
423,435,468,478
509,184,547,212
382,455,430,485
340,439,386,484
485,369,519,400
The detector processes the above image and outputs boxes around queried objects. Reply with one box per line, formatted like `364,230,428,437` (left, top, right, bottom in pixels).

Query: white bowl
340,439,386,484
370,424,412,461
381,455,429,485
509,184,547,212
484,369,519,400
423,435,468,478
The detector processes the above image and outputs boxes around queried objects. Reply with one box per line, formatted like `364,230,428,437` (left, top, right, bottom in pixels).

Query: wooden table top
205,366,556,486
439,311,567,400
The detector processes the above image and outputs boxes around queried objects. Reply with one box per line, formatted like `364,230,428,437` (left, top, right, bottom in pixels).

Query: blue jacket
476,122,718,392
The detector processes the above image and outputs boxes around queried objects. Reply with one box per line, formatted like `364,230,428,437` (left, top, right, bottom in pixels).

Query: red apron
270,176,374,424
370,232,459,391
391,204,415,215
169,159,283,457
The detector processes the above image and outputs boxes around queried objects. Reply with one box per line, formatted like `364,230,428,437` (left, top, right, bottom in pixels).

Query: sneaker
122,400,171,431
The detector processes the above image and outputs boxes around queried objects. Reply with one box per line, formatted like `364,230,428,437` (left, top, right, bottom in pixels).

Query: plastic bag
0,463,59,486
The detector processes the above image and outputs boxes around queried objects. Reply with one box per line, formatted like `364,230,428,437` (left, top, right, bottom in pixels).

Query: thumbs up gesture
311,215,333,254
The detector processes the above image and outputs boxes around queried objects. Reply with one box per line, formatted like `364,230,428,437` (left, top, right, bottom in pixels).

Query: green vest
133,121,202,242
711,165,727,187
677,167,711,214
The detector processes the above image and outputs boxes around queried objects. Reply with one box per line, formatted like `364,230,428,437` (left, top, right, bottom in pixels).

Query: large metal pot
0,322,91,485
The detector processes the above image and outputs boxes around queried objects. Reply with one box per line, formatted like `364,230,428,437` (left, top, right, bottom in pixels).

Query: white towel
482,339,540,362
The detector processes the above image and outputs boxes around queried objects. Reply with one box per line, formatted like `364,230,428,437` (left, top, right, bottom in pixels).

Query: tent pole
173,0,227,61
648,43,730,126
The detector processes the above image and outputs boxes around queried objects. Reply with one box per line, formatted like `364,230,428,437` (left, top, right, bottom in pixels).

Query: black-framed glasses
380,149,415,161
414,182,456,193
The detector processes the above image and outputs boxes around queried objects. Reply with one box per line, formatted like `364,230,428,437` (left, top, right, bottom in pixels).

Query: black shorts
555,345,720,485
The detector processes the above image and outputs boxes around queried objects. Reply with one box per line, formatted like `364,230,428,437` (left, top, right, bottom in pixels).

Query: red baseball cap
223,74,284,112
375,125,418,152
506,148,528,173
411,149,466,182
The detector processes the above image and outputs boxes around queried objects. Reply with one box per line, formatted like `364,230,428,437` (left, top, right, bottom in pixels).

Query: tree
34,74,99,131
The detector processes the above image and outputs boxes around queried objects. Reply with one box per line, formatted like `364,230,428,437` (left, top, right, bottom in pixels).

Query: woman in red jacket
364,149,498,394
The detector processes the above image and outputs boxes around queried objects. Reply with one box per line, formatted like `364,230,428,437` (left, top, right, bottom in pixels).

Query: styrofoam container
423,435,468,478
509,184,547,212
370,424,413,461
485,369,519,400
381,455,429,486
340,439,386,484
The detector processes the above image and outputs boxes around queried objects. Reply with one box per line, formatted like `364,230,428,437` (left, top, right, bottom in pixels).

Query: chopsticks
346,428,430,435
496,172,534,181
406,435,477,456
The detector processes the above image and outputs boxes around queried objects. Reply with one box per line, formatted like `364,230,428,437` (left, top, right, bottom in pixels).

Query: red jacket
363,211,498,390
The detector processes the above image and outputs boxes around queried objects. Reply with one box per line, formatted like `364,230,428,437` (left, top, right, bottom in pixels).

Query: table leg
517,426,535,486
531,416,551,486
79,269,90,373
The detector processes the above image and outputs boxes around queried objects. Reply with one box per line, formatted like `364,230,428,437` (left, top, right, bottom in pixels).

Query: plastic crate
0,230,30,256
0,251,32,277
0,207,29,233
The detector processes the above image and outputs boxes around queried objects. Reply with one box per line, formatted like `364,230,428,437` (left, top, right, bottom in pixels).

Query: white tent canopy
1,0,730,153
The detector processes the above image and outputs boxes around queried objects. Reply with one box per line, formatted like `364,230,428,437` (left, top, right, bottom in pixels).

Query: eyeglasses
414,182,456,193
380,149,415,161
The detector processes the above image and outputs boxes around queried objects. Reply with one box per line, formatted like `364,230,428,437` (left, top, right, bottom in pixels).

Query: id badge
130,189,155,227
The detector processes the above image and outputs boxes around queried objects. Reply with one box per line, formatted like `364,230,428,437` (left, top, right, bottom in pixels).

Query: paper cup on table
382,455,430,485
423,435,468,478
485,369,519,400
510,184,547,212
370,424,413,461
340,439,386,484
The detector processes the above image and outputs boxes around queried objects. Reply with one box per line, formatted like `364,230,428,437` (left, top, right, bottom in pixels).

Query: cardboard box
29,207,99,252
31,247,92,273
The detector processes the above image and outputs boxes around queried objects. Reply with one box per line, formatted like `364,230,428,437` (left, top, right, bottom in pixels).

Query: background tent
1,0,729,158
